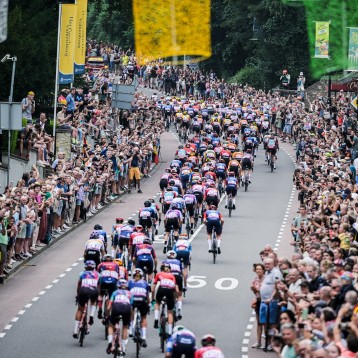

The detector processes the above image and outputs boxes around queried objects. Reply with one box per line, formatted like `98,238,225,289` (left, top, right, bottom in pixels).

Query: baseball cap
28,91,35,96
340,271,354,281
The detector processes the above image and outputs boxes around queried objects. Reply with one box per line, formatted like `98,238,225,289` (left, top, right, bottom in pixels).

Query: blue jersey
226,177,238,188
79,270,99,288
216,163,226,172
128,279,149,303
171,159,182,168
139,207,156,219
163,258,182,276
204,210,222,222
166,329,196,353
118,224,134,238
173,239,192,253
164,105,172,112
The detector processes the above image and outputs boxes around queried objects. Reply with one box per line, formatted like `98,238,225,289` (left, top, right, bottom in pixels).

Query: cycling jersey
134,243,156,262
117,224,134,239
97,262,119,285
177,149,187,159
153,272,176,289
79,270,99,288
110,289,131,305
195,346,225,358
183,194,197,205
128,279,149,303
204,210,222,222
84,238,104,253
162,258,182,276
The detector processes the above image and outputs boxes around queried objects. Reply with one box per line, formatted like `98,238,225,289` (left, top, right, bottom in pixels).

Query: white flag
0,0,9,43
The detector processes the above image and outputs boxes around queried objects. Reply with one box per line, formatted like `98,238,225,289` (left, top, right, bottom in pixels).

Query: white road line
25,304,32,308
246,324,253,330
242,339,249,344
242,347,248,352
39,291,46,295
45,285,53,290
72,262,79,267
32,297,39,302
0,333,6,338
244,332,251,337
11,317,19,323
249,316,255,322
65,268,72,272
189,224,204,243
78,257,83,261
59,273,66,278
4,325,12,330
52,279,59,284
18,310,26,315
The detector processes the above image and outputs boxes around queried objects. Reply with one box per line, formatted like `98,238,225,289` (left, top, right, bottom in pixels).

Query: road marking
25,304,32,308
72,262,79,267
18,310,26,315
189,224,204,243
246,324,253,330
65,268,72,272
32,297,39,302
11,317,19,323
39,291,46,295
4,325,12,330
52,279,59,284
214,278,239,290
187,275,207,288
59,273,66,278
45,285,53,290
242,339,249,344
249,316,255,322
0,333,5,338
242,347,248,352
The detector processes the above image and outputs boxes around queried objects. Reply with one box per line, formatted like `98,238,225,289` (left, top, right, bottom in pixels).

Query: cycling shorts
165,218,180,233
84,250,101,268
185,203,194,217
206,196,219,207
241,158,252,170
78,286,99,307
176,250,190,267
216,171,226,180
225,187,237,196
139,218,152,229
267,147,277,156
171,342,196,357
132,301,149,317
206,221,222,235
181,122,190,128
119,237,130,251
110,303,131,326
163,203,171,214
156,288,175,311
173,274,183,292
159,178,168,191
99,282,117,297
136,258,154,274
193,192,203,204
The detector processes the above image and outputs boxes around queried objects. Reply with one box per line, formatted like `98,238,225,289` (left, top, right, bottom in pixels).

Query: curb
4,161,162,281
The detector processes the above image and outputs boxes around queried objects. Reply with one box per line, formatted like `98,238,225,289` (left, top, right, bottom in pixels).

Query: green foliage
229,66,264,89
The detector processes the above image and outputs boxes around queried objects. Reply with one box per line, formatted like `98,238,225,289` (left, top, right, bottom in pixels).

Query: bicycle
112,317,125,357
102,290,110,340
243,169,250,192
185,213,191,239
133,307,142,358
270,153,275,172
227,193,233,217
159,298,169,353
211,228,218,264
218,178,224,197
78,300,89,347
200,202,207,225
193,205,199,228
166,228,175,252
121,243,129,271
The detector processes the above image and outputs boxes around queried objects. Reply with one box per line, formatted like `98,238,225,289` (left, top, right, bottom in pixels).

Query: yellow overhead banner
59,4,77,84
133,0,211,64
314,21,330,59
74,0,88,75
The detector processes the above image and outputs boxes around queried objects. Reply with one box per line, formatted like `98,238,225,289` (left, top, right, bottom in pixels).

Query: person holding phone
21,91,36,125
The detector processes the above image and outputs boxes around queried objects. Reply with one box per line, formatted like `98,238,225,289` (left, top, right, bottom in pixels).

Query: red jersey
195,346,225,358
204,187,219,199
153,272,176,289
220,150,231,160
130,232,146,247
204,171,217,181
118,266,128,280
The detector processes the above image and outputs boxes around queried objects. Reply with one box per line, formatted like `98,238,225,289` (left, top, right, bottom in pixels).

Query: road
0,130,295,357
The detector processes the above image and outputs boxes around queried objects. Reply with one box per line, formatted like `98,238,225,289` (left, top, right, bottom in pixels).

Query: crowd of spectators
250,90,358,356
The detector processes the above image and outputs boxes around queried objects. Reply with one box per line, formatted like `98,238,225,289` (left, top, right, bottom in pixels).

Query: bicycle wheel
270,159,274,173
212,233,217,264
228,197,232,217
244,179,249,192
104,296,108,340
79,321,86,347
134,314,141,357
159,315,166,353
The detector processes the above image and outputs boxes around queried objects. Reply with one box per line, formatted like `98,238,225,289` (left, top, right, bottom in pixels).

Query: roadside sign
351,96,358,110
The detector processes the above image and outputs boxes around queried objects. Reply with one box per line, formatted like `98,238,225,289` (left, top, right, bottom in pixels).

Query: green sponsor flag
348,28,358,71
314,21,330,58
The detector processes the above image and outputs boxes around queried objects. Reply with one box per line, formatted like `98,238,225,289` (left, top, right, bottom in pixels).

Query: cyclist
113,258,129,280
173,233,192,292
177,145,188,164
170,157,182,174
215,159,227,182
204,182,219,208
183,190,197,234
166,325,196,358
129,225,146,260
164,250,184,320
203,205,224,254
84,231,106,268
195,334,225,357
163,203,183,254
106,279,132,355
97,254,120,320
192,180,205,216
225,171,238,210
149,198,161,235
159,168,172,195
115,219,135,257
139,200,157,240
133,237,157,283
163,186,178,214
240,149,253,184
93,224,108,251
266,133,279,169
152,262,179,336
111,218,124,258
73,260,99,338
180,163,192,191
128,268,150,348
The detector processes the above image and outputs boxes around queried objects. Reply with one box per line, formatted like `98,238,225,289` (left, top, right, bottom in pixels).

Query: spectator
21,91,36,124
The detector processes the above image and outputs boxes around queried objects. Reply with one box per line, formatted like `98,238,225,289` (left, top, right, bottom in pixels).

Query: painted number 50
187,276,238,290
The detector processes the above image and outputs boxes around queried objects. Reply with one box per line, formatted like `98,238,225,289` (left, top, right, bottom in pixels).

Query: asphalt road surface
0,130,294,357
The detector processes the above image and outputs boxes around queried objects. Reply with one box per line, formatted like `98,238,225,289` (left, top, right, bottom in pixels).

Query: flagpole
53,1,62,139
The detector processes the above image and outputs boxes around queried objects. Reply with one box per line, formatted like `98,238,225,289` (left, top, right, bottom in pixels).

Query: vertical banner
59,4,77,84
348,28,358,71
0,0,9,43
314,21,330,59
74,0,88,75
133,0,211,64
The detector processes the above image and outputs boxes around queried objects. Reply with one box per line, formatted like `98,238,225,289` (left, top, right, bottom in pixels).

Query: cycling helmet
118,279,128,289
173,325,185,334
84,260,96,269
116,217,124,224
132,268,144,278
136,225,143,231
166,186,173,191
128,219,135,226
178,145,184,149
171,202,180,210
208,145,213,150
186,189,193,194
201,334,216,347
102,254,113,262
114,258,123,266
144,200,151,207
228,171,235,176
193,167,200,173
209,182,216,188
179,233,189,240
89,231,99,240
167,250,177,259
94,224,103,230
169,180,175,186
219,159,225,163
143,238,152,245
210,205,217,210
160,262,171,271
148,198,155,203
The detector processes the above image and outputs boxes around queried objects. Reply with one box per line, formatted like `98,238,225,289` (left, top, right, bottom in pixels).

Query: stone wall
55,128,72,159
